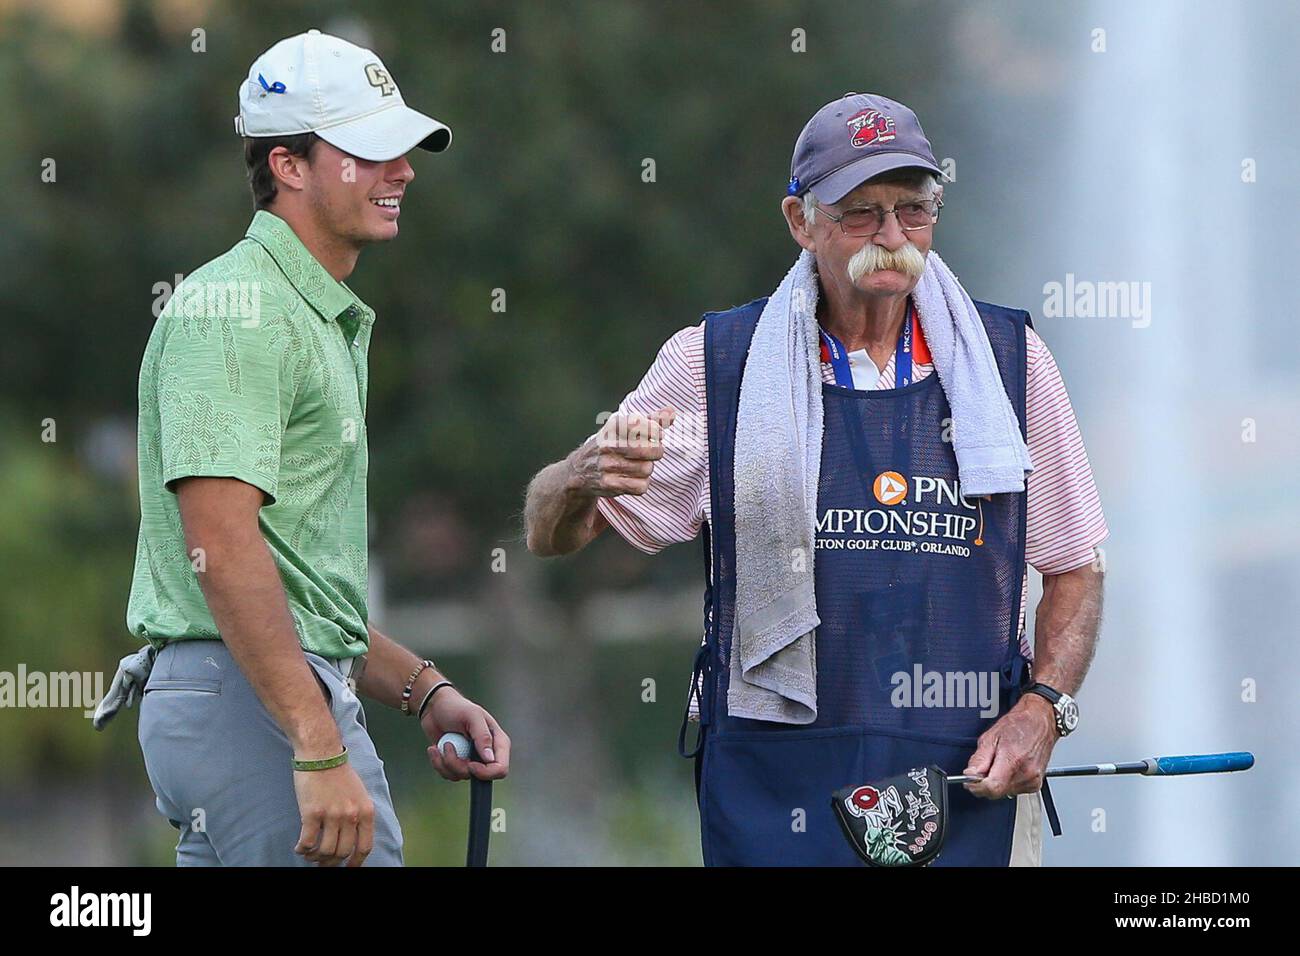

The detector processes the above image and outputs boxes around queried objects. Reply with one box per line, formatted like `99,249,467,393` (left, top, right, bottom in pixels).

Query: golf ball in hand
437,732,472,760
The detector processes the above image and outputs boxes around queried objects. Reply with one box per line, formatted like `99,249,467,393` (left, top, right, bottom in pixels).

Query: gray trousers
137,639,404,866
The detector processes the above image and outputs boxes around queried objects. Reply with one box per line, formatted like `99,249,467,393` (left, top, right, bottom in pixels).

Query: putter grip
466,742,491,867
1153,752,1254,775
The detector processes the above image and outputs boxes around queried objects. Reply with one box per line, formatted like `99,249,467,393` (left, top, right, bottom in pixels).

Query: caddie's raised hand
568,407,675,498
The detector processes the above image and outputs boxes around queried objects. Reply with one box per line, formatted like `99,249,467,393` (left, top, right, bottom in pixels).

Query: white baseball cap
234,29,451,162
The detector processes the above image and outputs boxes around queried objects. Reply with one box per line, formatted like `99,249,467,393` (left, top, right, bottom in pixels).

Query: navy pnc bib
686,295,1033,866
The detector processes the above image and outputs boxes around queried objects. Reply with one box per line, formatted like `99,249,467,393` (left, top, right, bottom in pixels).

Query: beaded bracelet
401,659,436,716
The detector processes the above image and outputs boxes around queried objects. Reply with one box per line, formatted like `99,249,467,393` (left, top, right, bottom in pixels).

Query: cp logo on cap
364,63,395,96
846,108,896,148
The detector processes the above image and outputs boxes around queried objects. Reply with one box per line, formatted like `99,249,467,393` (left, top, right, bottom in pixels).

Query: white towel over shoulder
728,249,1032,724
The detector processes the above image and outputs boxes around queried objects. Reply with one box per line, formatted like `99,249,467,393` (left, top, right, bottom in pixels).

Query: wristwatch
1024,682,1079,737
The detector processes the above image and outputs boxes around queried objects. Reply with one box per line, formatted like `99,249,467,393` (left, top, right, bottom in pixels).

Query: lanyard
818,299,915,390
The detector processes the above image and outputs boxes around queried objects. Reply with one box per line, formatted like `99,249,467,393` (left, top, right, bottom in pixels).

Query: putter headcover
832,764,947,866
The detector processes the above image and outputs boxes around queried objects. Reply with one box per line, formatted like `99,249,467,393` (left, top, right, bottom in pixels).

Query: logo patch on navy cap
846,109,896,149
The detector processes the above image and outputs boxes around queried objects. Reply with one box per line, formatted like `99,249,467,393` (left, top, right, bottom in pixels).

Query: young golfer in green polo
107,30,510,867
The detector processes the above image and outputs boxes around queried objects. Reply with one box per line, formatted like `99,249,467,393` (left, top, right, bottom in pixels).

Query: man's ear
781,195,817,253
267,145,309,197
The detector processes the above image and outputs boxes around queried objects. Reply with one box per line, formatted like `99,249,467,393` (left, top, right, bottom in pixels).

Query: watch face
1059,698,1080,732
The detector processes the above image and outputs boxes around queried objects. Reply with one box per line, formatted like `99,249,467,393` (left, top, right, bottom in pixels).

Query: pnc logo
873,471,908,506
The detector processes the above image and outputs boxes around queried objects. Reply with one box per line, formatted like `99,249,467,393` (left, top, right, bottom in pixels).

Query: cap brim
810,153,945,205
315,103,452,162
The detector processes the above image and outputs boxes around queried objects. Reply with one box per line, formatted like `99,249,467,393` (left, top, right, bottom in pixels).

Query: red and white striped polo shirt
594,311,1109,661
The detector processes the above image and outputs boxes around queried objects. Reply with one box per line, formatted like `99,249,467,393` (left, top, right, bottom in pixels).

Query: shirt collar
245,210,372,325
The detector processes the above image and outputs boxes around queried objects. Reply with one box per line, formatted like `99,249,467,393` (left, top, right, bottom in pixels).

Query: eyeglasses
813,197,943,237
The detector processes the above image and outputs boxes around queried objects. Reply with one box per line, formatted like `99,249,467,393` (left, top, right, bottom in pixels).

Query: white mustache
847,242,927,283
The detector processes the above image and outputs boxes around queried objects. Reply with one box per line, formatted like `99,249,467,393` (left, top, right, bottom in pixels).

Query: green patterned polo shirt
126,210,373,659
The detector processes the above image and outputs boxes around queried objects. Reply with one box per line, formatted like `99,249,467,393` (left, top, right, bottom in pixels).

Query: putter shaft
947,751,1254,784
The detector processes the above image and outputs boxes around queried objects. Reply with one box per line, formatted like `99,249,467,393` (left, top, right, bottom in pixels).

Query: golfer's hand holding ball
422,687,511,783
571,407,676,498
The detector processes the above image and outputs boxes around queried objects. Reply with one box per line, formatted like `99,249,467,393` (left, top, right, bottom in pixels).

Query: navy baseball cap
787,92,945,204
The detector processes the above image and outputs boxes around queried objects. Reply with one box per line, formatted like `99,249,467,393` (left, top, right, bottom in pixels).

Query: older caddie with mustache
525,93,1108,865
